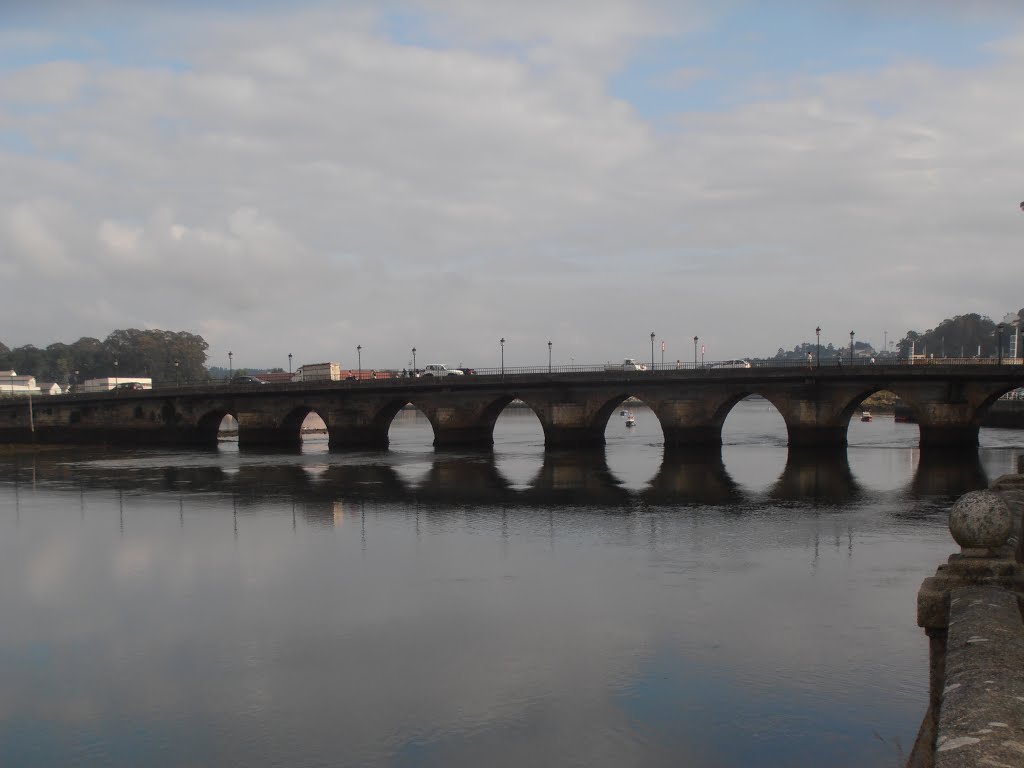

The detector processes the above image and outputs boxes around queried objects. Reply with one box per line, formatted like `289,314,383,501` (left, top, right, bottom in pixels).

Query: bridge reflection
0,445,991,511
768,451,861,504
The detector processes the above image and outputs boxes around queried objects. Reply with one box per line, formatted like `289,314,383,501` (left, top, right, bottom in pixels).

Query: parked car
232,376,266,385
115,382,145,391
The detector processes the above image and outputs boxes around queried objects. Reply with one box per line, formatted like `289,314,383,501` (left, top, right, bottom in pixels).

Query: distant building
38,382,63,395
0,370,41,396
79,377,153,392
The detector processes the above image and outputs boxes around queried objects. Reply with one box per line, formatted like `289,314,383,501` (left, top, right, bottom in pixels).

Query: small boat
624,412,636,427
620,409,628,416
860,411,872,422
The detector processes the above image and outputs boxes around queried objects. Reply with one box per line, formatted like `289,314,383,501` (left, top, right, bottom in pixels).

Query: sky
2,0,1023,371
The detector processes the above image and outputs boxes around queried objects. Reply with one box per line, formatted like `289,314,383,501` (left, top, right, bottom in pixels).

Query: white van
707,359,751,369
421,364,464,377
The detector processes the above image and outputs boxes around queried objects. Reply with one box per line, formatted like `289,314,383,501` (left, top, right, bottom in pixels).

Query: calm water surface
2,401,1022,767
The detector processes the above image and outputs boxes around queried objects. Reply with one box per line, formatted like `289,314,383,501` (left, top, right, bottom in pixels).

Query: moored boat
860,411,872,422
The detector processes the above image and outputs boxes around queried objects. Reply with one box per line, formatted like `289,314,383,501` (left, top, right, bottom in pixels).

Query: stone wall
908,477,1024,767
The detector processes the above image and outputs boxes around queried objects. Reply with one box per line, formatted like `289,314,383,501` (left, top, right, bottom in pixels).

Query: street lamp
998,323,1005,365
411,347,416,373
815,326,821,368
849,331,854,364
693,336,698,367
288,353,292,376
500,338,505,378
650,332,656,370
357,345,362,380
228,351,233,381
174,360,179,386
548,340,552,373
114,359,118,387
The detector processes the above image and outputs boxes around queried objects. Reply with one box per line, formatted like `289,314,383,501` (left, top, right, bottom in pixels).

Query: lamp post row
226,328,898,379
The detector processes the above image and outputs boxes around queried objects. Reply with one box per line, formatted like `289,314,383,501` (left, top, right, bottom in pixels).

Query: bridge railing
19,357,1024,401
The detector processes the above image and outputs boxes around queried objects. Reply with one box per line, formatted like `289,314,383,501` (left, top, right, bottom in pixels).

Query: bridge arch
652,388,791,452
197,408,237,449
593,393,656,434
279,405,330,451
974,383,1024,419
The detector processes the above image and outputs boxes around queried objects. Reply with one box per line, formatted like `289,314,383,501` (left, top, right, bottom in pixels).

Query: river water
1,401,1021,767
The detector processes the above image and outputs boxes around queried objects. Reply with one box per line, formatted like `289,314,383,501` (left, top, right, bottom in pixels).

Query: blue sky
1,1,1023,366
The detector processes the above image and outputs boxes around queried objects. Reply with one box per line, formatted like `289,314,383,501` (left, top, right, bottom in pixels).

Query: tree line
769,310,1024,362
895,311,1024,359
0,329,209,385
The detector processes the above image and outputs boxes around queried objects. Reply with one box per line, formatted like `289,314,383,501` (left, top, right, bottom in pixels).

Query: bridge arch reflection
0,444,991,514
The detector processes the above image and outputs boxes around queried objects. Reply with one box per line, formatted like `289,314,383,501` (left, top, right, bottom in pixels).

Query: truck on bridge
295,362,341,382
605,358,647,371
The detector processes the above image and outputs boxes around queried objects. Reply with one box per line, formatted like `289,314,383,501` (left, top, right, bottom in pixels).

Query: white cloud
1,3,1023,365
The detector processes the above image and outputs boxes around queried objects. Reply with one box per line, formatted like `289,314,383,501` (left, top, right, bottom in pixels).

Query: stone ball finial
948,490,1013,554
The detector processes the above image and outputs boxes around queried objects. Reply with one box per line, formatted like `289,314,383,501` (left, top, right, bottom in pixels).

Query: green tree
897,314,997,358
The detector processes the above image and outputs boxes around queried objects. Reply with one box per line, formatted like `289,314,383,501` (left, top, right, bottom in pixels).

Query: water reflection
909,450,988,499
0,445,996,508
769,451,860,504
640,451,742,506
0,429,1008,768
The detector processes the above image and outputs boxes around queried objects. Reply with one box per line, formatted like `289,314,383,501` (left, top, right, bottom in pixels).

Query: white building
38,382,63,395
78,377,153,392
0,370,41,396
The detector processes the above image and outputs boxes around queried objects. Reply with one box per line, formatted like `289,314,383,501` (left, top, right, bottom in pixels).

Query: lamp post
288,353,292,376
228,351,233,381
411,347,416,373
815,326,821,368
661,339,665,368
174,360,179,386
74,370,79,391
114,359,118,387
650,332,655,370
998,323,1005,365
357,345,362,380
693,336,698,367
9,371,13,396
849,331,854,364
548,340,552,373
500,338,505,379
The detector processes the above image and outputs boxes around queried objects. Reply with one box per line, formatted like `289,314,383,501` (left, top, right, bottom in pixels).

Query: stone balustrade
908,481,1024,766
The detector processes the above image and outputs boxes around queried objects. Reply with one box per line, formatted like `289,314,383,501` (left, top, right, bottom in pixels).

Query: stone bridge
1,364,1022,452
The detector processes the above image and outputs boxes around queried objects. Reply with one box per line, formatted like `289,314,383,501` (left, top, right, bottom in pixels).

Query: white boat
861,411,872,422
624,412,636,427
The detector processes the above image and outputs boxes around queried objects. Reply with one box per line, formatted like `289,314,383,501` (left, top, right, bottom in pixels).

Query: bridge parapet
908,484,1024,767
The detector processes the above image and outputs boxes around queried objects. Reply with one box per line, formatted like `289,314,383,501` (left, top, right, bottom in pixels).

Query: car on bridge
232,376,266,385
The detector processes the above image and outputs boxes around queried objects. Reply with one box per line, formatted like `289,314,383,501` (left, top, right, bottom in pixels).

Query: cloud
1,2,1023,366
